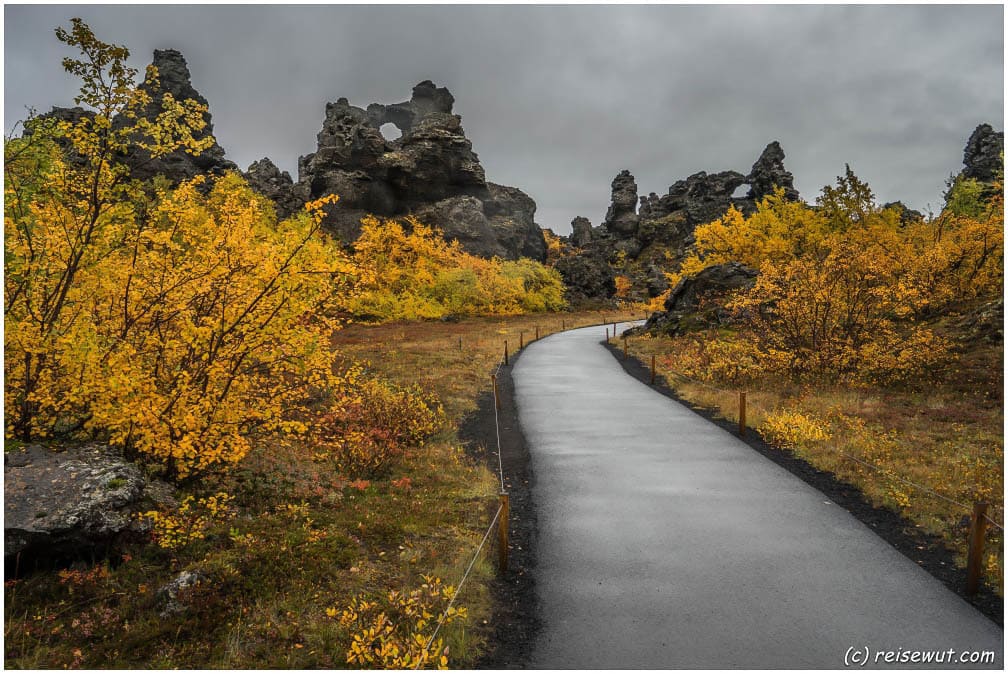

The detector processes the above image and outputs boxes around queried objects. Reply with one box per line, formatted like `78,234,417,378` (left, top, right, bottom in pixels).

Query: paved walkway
512,322,1002,669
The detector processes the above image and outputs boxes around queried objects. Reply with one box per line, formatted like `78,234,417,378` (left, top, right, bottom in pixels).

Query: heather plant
311,379,446,478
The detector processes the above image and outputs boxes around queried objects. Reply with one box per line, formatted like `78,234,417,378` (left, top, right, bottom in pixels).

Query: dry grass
624,330,1004,593
4,308,640,669
331,309,644,423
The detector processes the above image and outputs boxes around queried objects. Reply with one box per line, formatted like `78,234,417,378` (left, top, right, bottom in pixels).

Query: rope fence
612,324,1004,596
418,313,639,667
415,504,503,670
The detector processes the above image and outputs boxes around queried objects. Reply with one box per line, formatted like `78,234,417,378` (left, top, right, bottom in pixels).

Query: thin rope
493,357,505,491
837,451,973,513
656,358,998,522
982,512,1004,531
664,367,734,394
415,504,503,669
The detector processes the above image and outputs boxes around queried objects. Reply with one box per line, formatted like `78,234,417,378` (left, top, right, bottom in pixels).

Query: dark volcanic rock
664,262,758,313
32,106,97,168
125,49,237,182
645,264,670,297
570,216,593,247
638,170,750,229
5,444,174,564
32,64,546,261
882,201,924,225
36,105,95,128
562,142,802,303
554,252,616,303
31,51,235,187
957,298,1004,343
414,195,507,259
296,82,544,260
244,157,310,220
640,262,758,335
603,170,640,237
962,124,1004,183
484,183,547,261
747,141,800,202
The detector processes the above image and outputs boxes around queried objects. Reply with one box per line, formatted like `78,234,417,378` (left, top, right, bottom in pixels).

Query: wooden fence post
562,319,565,330
651,355,656,385
492,374,500,411
623,335,628,359
458,337,462,351
606,327,610,343
519,331,524,349
738,391,747,437
536,325,540,341
966,501,990,595
504,340,509,366
498,492,510,573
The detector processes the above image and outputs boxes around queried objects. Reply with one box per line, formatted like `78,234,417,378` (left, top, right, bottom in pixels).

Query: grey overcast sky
4,4,1004,232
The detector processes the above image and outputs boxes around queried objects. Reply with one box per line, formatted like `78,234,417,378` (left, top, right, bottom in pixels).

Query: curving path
512,322,1002,669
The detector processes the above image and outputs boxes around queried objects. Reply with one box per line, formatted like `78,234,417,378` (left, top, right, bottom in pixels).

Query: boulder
5,444,174,564
640,262,758,335
413,195,507,259
484,183,548,262
157,569,210,617
644,264,670,297
962,124,1004,183
664,262,758,312
957,297,1004,343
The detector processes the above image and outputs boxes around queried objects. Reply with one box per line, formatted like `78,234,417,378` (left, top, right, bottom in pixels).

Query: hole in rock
380,123,403,141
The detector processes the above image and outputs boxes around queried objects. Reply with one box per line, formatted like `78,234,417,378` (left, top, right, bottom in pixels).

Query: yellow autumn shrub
345,216,565,320
331,575,466,669
678,167,1001,384
4,21,356,479
143,492,234,549
760,409,832,450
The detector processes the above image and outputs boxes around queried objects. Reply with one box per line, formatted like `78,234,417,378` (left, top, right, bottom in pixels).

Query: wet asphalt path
512,322,1002,669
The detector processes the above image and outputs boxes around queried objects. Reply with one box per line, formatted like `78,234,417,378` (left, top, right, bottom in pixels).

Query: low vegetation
624,166,1004,593
4,20,624,668
4,15,1001,671
347,216,565,321
4,310,635,668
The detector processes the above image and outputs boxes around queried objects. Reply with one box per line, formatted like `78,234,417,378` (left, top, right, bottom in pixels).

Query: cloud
5,4,1002,232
